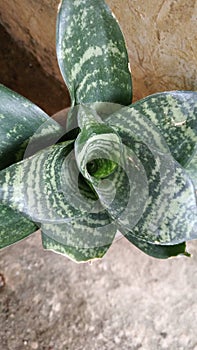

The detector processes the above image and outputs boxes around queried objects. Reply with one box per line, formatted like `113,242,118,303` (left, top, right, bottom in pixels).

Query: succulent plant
0,0,197,262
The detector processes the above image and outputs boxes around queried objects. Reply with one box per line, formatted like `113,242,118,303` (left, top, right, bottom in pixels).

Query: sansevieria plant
0,0,197,262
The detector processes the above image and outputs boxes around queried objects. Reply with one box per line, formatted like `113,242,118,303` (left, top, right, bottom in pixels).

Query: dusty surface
1,233,197,350
0,0,196,102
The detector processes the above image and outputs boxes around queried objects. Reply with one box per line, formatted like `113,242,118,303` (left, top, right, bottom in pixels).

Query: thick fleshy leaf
122,230,189,259
57,0,132,105
42,233,110,263
41,210,117,262
185,150,197,188
74,105,149,233
0,84,63,171
105,104,197,245
126,91,197,182
75,104,123,184
0,204,38,248
0,84,64,248
0,141,98,223
66,102,123,132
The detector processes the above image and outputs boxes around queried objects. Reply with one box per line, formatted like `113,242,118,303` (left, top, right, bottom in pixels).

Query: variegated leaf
185,149,197,188
0,84,64,247
0,204,37,249
65,102,123,133
120,228,189,259
0,141,97,223
125,91,197,183
57,0,132,106
0,84,63,170
105,104,197,245
41,210,116,262
75,104,123,183
74,105,149,235
42,233,110,263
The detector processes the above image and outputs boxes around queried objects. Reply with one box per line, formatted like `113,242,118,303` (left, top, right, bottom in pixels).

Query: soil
1,23,197,350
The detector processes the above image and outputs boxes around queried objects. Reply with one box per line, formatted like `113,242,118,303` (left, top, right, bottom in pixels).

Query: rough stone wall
0,0,196,102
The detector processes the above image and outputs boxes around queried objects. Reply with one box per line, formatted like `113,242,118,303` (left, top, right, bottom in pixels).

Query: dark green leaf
75,104,123,185
0,84,64,248
57,0,132,105
125,91,197,183
42,233,111,263
41,210,116,262
124,230,189,259
0,204,38,249
0,84,63,171
0,141,91,223
105,103,197,245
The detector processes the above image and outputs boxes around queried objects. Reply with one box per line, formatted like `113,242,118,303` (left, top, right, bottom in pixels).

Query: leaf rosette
0,0,197,262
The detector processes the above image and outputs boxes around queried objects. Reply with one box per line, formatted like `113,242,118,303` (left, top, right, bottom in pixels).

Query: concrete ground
1,232,197,350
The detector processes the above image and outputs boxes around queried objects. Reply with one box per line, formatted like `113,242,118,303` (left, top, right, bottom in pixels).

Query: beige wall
0,0,196,102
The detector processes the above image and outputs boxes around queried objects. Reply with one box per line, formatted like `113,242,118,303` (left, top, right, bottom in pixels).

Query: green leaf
123,230,189,259
74,105,149,243
105,103,197,245
0,204,38,249
185,149,197,188
0,84,63,171
57,0,132,105
0,141,92,223
75,104,123,185
66,102,123,133
0,137,118,260
42,233,111,263
0,119,117,260
0,84,64,249
41,210,117,262
125,91,197,182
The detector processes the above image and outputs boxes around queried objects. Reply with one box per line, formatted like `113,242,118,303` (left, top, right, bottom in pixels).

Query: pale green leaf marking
125,91,197,183
0,141,101,223
57,0,132,105
42,233,110,263
74,105,149,235
66,102,123,134
122,229,189,259
75,104,123,185
0,84,63,171
41,209,116,262
105,102,197,245
0,84,64,247
0,204,38,249
185,149,197,188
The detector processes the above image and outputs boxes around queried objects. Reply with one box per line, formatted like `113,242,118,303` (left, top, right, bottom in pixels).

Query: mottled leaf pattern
126,91,197,175
0,84,63,171
41,210,116,261
75,106,149,229
0,0,197,262
57,0,132,105
120,228,189,259
0,141,116,261
0,204,38,249
105,97,197,245
42,233,111,262
0,84,64,249
75,104,123,184
0,141,89,223
66,102,123,133
185,150,197,188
